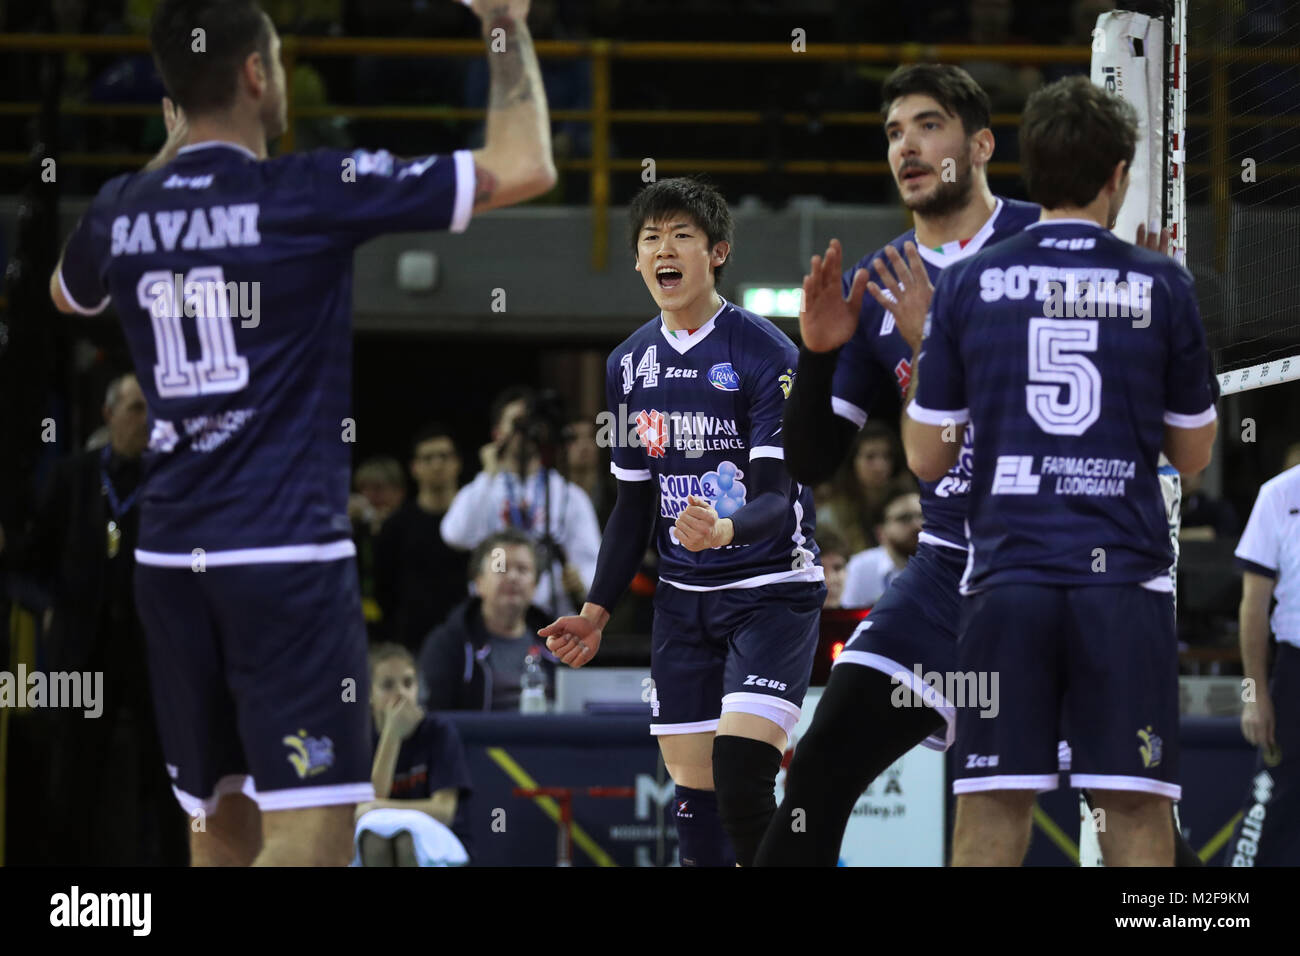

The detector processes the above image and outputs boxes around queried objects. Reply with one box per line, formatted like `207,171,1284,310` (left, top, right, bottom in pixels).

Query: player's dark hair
489,385,537,434
150,0,273,115
410,422,457,459
1020,75,1139,210
628,177,734,283
470,529,541,583
881,63,991,137
368,642,415,678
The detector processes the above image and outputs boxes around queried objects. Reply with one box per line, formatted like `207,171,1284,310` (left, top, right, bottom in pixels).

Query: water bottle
519,646,548,714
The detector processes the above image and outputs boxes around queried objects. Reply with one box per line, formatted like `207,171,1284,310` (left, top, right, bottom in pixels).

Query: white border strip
650,718,720,736
136,539,356,568
610,463,652,481
1218,357,1300,396
953,774,1059,794
256,781,376,812
831,396,867,429
450,149,475,234
1070,773,1181,800
57,268,110,316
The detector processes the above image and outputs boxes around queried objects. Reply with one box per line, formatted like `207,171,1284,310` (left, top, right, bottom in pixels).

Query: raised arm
465,0,556,212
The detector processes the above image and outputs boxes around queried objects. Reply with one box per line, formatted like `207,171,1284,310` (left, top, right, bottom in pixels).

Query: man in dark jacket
12,373,188,864
419,529,557,711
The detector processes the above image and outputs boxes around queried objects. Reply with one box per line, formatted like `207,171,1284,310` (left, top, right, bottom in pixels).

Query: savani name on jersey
111,204,261,256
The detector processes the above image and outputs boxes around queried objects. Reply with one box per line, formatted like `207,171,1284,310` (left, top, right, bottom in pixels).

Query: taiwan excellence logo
635,409,670,458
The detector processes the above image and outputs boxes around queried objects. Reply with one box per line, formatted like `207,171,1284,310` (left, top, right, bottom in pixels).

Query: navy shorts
649,579,825,736
135,557,374,815
953,583,1180,799
833,542,968,751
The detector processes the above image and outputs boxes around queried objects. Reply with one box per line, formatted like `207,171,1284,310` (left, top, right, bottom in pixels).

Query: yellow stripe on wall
485,747,619,867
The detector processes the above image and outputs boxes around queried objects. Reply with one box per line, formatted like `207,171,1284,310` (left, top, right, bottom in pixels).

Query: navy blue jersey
57,142,474,561
605,300,821,590
831,197,1042,550
379,713,475,857
912,218,1217,591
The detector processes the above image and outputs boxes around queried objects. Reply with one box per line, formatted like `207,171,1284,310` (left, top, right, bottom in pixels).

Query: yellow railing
1,34,1296,268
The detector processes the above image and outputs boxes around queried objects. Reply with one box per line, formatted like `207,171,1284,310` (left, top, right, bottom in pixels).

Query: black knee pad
712,734,783,867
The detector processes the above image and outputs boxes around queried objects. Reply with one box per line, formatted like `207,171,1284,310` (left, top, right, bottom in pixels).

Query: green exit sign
740,285,803,318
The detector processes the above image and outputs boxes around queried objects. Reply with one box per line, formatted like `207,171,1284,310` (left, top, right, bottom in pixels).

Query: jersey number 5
1026,318,1101,436
138,267,250,399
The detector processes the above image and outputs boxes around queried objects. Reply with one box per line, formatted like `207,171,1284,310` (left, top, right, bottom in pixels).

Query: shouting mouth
656,265,684,291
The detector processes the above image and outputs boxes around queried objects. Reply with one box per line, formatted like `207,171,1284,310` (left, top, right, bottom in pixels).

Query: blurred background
0,0,1298,867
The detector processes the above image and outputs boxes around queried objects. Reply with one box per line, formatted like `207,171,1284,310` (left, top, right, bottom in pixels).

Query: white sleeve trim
749,445,784,461
57,267,110,316
449,149,475,234
610,463,652,481
1163,405,1217,429
1234,480,1280,572
906,401,970,426
831,396,868,429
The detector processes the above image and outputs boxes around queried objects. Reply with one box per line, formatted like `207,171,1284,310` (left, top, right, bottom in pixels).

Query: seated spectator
355,643,475,866
441,386,601,615
817,528,851,609
375,424,470,653
419,529,557,711
816,422,903,554
1180,468,1240,542
351,456,407,637
841,481,922,608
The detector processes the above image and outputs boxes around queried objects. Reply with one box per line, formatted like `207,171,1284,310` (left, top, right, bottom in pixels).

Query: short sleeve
605,350,651,481
830,265,885,428
908,268,969,425
745,334,799,461
1235,481,1280,578
57,184,119,315
307,148,475,243
1162,271,1217,428
426,718,474,796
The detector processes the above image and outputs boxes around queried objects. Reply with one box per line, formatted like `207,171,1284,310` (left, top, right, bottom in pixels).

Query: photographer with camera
440,386,601,615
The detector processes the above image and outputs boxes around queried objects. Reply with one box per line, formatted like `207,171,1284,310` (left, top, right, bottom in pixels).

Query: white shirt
1235,464,1300,647
841,545,906,608
440,469,602,616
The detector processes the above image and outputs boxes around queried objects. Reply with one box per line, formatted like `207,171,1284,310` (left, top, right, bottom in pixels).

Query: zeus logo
965,754,999,769
743,675,788,691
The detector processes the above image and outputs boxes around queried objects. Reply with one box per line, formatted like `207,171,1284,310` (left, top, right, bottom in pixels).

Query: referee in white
1227,459,1300,865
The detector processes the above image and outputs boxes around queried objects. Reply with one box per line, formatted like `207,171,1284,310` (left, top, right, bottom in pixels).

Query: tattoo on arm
473,163,499,208
486,15,536,109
